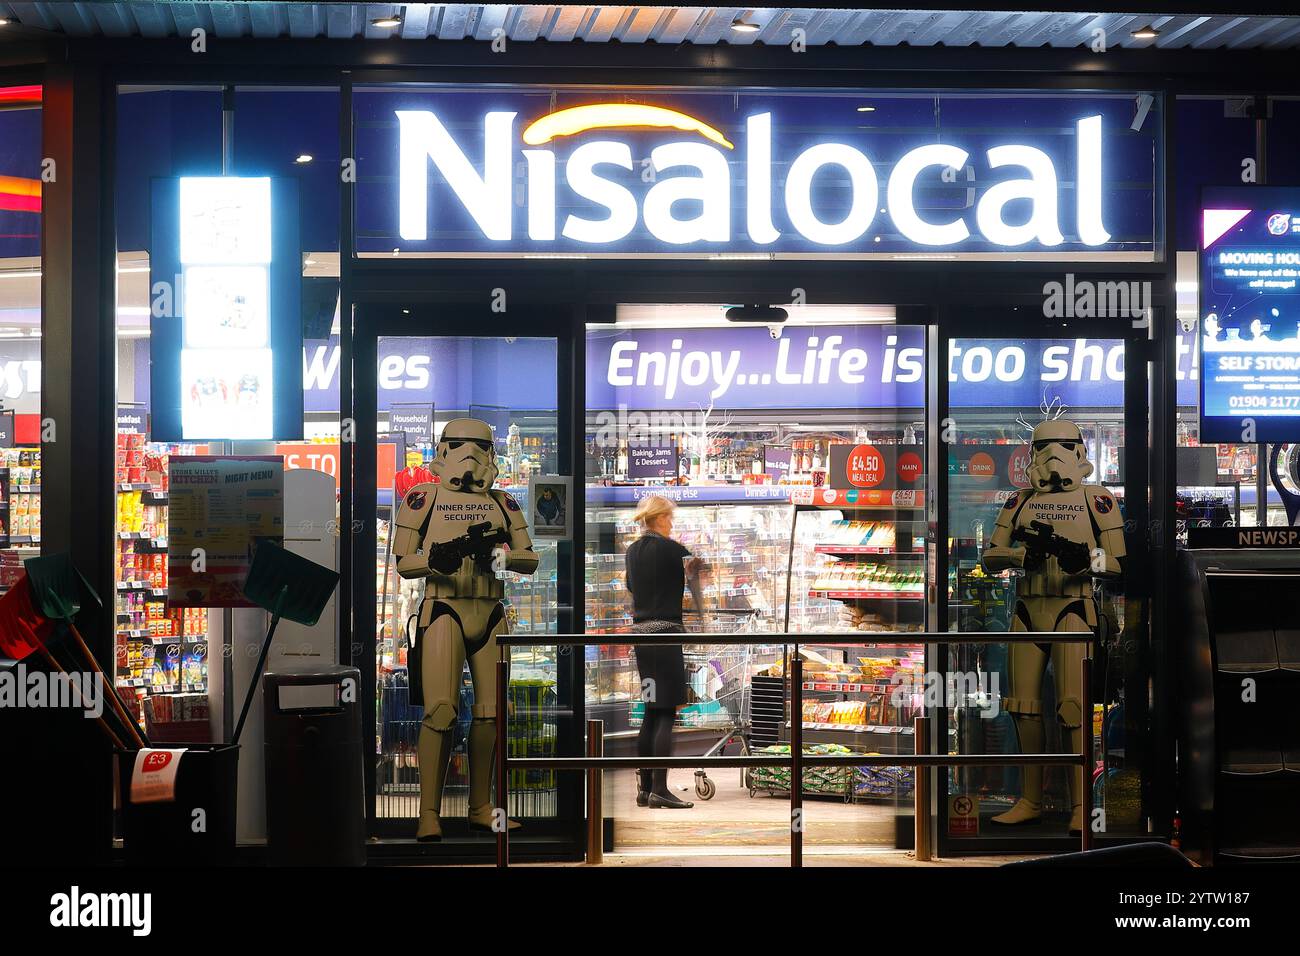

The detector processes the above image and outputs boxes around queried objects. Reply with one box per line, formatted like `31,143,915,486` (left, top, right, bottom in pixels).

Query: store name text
397,110,1111,249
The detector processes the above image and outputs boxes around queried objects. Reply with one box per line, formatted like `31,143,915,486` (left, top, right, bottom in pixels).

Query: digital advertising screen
150,176,303,442
1200,185,1300,443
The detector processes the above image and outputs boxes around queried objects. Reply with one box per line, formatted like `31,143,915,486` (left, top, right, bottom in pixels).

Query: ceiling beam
59,33,1300,93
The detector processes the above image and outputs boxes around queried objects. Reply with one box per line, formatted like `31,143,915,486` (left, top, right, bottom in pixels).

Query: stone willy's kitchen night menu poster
167,456,284,607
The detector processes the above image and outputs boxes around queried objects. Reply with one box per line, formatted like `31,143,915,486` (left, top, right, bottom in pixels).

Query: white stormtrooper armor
392,418,539,841
980,419,1125,833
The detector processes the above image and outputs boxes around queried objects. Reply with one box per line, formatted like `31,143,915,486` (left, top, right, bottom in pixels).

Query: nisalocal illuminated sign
398,107,1109,251
358,90,1157,257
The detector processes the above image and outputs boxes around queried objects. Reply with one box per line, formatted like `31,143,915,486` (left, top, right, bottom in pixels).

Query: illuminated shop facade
5,8,1300,864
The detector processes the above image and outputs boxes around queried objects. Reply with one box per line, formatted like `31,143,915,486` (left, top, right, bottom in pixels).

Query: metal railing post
1080,651,1094,853
913,715,932,861
586,719,604,865
496,656,509,868
790,650,803,869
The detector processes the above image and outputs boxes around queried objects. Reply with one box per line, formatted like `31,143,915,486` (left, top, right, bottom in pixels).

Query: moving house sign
1200,186,1300,443
356,88,1157,257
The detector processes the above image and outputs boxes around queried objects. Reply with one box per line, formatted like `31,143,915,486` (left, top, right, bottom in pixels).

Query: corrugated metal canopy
3,3,1300,50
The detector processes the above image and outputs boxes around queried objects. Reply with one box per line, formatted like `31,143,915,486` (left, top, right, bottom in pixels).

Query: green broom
232,541,340,746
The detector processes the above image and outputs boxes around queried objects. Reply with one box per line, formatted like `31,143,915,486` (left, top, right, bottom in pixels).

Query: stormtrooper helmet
1026,419,1093,492
431,418,499,492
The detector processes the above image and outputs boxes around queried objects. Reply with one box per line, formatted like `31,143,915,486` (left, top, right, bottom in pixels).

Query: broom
23,553,148,748
0,575,129,749
231,540,340,746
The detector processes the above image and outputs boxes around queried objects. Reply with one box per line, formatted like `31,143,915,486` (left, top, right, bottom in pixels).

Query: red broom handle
37,645,126,751
66,623,147,748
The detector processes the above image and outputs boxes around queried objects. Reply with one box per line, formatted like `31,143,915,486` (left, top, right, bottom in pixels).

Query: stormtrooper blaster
1011,519,1092,574
424,521,512,575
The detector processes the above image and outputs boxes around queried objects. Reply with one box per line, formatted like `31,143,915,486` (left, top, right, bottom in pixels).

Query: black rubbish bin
117,744,240,866
263,666,365,866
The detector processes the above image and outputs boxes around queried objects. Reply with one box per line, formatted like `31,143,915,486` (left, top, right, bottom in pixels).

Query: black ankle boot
636,770,650,807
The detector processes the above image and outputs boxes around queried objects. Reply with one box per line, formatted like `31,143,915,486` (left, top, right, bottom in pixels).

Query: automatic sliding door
368,331,566,840
942,335,1139,849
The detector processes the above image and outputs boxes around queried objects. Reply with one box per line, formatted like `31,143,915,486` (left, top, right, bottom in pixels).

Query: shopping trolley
678,608,770,800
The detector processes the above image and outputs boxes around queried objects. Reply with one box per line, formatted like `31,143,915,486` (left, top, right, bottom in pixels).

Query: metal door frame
927,307,1165,856
350,298,586,859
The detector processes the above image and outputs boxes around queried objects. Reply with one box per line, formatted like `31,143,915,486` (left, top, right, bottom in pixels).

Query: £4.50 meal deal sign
829,444,924,491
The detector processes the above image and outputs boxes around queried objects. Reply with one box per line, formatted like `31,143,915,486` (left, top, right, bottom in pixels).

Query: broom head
23,552,101,622
242,540,339,626
0,575,54,660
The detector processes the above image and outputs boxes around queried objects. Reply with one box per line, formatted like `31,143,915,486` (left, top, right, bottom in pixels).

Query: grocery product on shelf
0,447,42,547
750,743,854,798
113,431,212,737
810,562,924,595
584,497,790,634
747,743,914,800
818,519,897,550
787,500,928,635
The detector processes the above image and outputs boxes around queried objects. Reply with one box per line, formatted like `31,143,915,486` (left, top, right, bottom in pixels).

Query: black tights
637,707,676,795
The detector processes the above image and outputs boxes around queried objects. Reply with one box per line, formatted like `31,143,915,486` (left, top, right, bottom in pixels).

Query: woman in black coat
625,494,704,809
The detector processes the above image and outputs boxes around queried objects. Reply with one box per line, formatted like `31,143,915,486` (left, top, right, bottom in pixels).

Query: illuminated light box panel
149,176,303,443
1199,185,1300,444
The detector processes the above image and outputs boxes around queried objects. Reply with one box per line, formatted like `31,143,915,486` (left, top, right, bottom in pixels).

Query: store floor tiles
608,767,905,848
546,849,1039,867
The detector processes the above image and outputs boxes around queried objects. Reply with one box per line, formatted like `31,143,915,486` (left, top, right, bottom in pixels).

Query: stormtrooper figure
393,418,539,841
980,419,1125,833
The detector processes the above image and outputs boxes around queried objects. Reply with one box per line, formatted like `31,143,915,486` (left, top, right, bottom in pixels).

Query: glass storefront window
373,334,561,825
112,87,339,833
585,304,925,852
945,335,1141,842
0,85,43,588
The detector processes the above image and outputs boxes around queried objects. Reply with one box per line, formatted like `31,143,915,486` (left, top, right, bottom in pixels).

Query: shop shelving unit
782,489,928,636
1174,482,1241,543
0,466,8,552
112,437,212,738
0,446,41,550
768,490,931,801
583,486,793,739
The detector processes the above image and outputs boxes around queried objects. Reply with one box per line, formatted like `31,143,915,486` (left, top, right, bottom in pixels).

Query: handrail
497,631,1085,646
494,629,1094,867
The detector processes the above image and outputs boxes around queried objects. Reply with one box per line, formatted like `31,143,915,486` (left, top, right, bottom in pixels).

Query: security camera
1178,315,1197,333
768,324,783,340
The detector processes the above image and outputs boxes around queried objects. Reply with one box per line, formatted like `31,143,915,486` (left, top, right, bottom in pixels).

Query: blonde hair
632,493,676,527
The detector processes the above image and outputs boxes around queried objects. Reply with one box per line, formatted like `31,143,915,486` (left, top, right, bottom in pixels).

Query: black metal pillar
1147,91,1179,837
923,308,947,854
38,60,117,861
1252,94,1270,528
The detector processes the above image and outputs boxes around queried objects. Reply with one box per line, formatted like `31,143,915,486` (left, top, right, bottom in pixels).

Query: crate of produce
748,743,854,798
